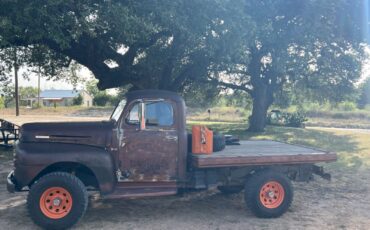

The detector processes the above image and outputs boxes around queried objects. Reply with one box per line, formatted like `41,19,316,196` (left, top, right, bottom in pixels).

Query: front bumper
7,171,16,193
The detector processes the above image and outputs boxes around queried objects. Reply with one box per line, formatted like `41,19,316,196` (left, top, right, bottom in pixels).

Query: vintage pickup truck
7,90,336,229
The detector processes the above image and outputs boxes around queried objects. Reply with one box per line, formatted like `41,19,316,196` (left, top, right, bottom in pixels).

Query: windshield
110,99,127,121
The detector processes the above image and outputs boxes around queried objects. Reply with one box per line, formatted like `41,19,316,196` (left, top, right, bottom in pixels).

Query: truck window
126,101,174,127
127,103,140,124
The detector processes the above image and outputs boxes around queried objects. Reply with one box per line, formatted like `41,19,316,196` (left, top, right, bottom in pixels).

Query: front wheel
27,172,88,230
244,170,293,218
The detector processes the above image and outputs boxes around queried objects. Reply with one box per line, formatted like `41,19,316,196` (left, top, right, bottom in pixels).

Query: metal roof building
40,90,80,100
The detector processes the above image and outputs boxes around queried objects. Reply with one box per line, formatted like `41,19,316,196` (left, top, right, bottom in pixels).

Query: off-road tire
213,133,226,152
27,172,88,230
217,185,243,194
187,133,226,152
244,170,293,218
187,133,193,152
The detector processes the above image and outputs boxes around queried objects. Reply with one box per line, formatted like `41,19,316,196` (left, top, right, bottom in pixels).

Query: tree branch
207,77,253,93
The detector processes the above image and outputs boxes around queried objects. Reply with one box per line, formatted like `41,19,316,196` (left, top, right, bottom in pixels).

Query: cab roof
125,90,184,103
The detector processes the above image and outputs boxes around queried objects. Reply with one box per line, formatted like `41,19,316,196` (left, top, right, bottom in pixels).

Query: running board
103,184,177,199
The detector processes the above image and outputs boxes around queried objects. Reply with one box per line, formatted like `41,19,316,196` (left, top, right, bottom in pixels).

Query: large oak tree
0,0,245,91
0,0,365,131
211,0,365,131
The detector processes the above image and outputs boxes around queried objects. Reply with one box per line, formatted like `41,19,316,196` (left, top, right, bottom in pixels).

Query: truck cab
7,90,336,229
110,90,188,197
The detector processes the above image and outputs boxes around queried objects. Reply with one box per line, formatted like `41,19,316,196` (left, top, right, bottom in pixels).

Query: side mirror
139,102,146,130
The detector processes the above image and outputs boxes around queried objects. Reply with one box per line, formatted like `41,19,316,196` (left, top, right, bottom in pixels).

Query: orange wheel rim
39,187,73,219
259,181,285,209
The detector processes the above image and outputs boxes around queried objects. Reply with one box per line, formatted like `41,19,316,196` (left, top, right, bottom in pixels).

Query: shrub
93,92,112,106
72,94,83,106
0,97,4,109
267,110,307,128
336,101,357,111
284,112,308,127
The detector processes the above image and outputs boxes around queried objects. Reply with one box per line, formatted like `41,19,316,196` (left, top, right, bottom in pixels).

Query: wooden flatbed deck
192,140,337,168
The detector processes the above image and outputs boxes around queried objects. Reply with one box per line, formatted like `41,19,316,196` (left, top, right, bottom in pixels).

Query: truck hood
20,120,114,147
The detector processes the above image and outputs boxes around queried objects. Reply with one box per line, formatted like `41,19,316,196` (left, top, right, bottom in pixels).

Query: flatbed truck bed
192,140,337,168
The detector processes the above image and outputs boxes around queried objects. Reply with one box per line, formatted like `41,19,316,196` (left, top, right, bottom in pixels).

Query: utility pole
14,47,19,116
38,66,41,107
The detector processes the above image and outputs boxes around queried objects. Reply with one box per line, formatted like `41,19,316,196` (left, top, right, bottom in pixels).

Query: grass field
1,105,369,170
188,120,370,171
2,120,369,170
1,108,370,229
189,105,370,129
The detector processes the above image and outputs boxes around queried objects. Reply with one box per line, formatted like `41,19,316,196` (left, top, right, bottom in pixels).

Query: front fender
14,142,116,194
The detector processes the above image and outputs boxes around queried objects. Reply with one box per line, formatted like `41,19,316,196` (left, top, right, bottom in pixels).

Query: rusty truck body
7,90,336,229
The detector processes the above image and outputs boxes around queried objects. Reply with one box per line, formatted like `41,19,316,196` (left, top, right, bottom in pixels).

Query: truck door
119,99,178,183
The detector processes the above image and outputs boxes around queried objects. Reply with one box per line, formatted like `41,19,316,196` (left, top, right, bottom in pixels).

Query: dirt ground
1,114,370,229
1,160,370,230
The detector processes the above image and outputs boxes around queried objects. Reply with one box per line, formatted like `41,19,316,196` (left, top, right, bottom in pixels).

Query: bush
267,110,307,128
72,94,83,106
336,101,357,111
109,95,122,106
93,92,112,106
284,112,308,127
0,97,4,109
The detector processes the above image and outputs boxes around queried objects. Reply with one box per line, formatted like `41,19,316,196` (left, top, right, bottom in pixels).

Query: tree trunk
37,66,41,108
248,85,273,132
248,87,269,132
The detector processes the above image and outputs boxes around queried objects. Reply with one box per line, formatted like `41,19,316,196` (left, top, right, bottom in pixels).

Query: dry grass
0,106,112,125
188,120,370,170
1,111,370,229
187,106,248,122
0,106,113,116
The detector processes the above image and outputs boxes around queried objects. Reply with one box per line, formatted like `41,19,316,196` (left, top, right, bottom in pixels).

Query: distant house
40,90,93,107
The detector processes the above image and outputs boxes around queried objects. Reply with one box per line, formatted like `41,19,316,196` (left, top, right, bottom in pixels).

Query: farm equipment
0,119,19,148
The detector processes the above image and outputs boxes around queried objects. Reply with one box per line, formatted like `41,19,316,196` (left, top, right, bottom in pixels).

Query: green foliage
284,112,308,128
337,101,358,111
109,85,131,106
0,0,365,131
0,96,4,109
85,80,100,98
214,0,364,131
267,111,307,128
357,78,370,109
73,94,83,106
86,79,127,106
0,82,14,107
93,92,112,106
0,0,244,91
19,86,38,99
182,82,220,108
216,92,253,109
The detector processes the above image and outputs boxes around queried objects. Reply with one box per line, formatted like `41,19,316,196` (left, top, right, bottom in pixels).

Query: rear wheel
27,172,88,229
244,170,293,218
